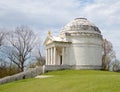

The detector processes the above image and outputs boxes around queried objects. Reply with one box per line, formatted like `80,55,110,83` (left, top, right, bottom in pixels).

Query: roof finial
48,30,51,36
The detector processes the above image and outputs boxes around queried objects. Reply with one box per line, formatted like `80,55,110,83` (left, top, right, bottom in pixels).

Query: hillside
0,70,120,92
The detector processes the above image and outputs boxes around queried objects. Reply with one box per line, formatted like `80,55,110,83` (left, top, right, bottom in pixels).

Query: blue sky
0,0,120,59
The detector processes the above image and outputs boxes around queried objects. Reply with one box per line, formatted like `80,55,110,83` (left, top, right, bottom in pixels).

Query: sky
0,0,120,59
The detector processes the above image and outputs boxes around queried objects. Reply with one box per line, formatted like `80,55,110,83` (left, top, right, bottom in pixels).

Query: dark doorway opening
60,55,62,65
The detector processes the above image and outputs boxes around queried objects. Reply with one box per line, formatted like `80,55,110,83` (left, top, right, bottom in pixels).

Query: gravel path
35,75,54,78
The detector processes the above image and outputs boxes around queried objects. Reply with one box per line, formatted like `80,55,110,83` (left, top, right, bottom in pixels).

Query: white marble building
44,18,103,69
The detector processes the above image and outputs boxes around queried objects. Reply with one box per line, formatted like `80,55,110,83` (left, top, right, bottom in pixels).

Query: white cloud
0,0,120,59
82,0,120,24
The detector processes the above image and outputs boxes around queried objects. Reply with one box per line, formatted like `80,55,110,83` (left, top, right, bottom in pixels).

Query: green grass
0,70,120,92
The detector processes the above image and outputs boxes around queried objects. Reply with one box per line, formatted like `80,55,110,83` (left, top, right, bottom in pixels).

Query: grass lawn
0,70,120,92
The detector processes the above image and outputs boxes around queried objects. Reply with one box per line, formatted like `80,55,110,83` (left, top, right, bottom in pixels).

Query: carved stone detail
65,32,102,39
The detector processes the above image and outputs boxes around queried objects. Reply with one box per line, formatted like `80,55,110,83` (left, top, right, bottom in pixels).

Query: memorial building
44,18,103,69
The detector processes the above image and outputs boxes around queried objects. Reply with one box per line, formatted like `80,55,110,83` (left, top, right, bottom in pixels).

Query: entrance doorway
60,55,62,65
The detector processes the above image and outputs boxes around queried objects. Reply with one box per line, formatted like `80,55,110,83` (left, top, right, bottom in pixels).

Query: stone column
46,49,48,65
48,48,50,65
62,47,65,65
54,47,56,65
51,47,53,65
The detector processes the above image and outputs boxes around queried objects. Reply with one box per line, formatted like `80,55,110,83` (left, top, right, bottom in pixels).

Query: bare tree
102,39,116,70
0,30,5,46
111,59,120,71
35,48,45,66
0,30,6,68
0,30,7,77
5,26,37,72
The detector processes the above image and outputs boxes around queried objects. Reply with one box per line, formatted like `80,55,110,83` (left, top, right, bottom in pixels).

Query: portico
44,37,71,65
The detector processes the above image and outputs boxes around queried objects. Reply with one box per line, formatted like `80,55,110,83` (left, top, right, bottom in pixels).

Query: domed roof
61,18,101,34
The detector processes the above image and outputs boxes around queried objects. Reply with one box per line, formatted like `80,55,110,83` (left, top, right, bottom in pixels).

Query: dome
61,18,101,34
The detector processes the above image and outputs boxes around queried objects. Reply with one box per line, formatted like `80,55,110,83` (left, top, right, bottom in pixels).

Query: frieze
62,25,101,33
64,32,102,39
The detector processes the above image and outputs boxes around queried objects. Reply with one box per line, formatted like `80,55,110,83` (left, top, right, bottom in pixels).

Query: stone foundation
72,65,102,70
45,65,102,71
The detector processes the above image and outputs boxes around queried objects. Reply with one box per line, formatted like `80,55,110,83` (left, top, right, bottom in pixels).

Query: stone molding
46,41,71,49
62,25,101,33
71,43,102,47
63,32,102,39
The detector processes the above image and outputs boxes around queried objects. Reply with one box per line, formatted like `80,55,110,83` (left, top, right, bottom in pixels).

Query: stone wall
0,66,43,84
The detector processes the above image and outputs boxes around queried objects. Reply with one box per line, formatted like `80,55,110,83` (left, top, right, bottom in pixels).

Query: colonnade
46,47,56,65
46,46,66,65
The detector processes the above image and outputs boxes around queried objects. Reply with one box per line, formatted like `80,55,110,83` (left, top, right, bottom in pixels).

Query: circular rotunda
44,18,103,70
